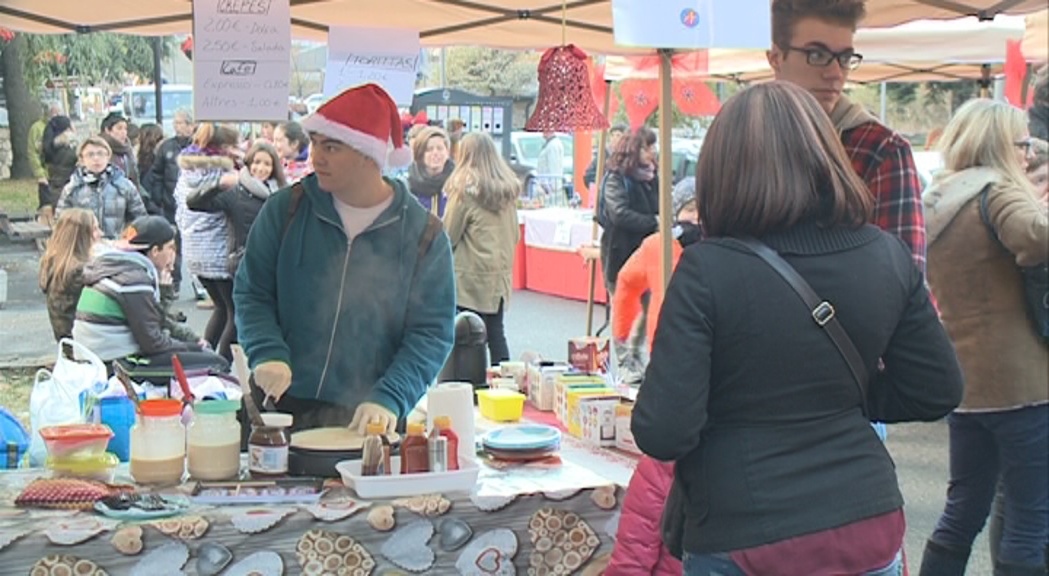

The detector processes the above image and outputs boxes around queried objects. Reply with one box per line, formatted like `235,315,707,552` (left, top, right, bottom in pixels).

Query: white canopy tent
604,15,1028,83
1023,9,1049,62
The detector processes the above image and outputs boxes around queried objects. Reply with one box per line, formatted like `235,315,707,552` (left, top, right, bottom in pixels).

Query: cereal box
554,373,606,423
528,363,571,412
568,337,611,374
579,397,621,447
615,402,641,455
566,389,617,437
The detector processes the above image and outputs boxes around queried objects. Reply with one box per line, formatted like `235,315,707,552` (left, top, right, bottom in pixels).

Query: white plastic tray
336,457,480,499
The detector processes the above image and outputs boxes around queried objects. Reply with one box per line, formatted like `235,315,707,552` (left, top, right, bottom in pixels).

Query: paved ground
0,238,991,572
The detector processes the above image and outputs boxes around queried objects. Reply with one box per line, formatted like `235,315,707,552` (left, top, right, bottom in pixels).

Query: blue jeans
930,404,1049,567
682,551,903,575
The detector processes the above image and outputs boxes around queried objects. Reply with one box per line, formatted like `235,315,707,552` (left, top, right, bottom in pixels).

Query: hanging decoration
0,28,14,44
619,79,660,130
591,64,620,122
180,36,193,60
673,78,721,117
526,44,611,132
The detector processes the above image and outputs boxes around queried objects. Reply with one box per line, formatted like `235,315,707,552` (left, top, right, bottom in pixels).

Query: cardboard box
615,402,641,455
566,389,617,437
568,337,611,374
528,363,570,412
554,373,607,423
580,397,621,447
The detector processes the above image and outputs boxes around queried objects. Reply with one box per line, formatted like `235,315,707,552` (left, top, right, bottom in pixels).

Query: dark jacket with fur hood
187,167,277,274
175,150,235,279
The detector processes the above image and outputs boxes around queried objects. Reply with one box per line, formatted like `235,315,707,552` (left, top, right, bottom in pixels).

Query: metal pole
586,79,613,337
658,49,674,290
879,82,887,122
441,47,447,88
152,36,163,125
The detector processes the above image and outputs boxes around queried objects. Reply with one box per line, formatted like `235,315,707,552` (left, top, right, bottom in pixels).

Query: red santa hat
300,83,411,170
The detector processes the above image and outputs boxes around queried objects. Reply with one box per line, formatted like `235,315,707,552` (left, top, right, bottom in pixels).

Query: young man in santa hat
234,84,456,435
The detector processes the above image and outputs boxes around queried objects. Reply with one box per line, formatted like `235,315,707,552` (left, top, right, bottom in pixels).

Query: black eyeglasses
786,46,863,70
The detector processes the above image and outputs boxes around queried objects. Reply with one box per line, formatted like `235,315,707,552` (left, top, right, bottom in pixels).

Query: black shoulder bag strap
732,237,870,416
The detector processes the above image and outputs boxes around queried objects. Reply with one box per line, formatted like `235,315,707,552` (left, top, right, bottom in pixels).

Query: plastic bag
28,339,108,466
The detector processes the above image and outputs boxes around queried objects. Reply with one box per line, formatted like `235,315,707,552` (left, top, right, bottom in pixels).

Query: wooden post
658,49,674,290
585,80,613,337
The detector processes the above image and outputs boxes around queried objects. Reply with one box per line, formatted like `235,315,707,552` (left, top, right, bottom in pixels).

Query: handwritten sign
612,0,769,49
325,27,421,107
192,0,291,121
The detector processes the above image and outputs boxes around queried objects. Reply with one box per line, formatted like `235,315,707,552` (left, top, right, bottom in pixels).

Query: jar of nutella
188,400,241,480
248,413,292,476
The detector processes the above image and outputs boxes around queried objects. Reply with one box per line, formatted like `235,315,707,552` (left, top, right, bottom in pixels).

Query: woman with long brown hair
406,126,454,216
38,208,102,341
632,82,963,576
443,132,520,364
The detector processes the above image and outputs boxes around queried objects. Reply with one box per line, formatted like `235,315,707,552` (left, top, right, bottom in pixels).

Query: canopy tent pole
152,36,163,125
658,48,674,290
879,82,888,121
585,79,613,337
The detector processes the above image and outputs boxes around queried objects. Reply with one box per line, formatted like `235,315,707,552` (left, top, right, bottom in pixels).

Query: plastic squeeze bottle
431,416,460,471
400,422,430,475
360,422,386,477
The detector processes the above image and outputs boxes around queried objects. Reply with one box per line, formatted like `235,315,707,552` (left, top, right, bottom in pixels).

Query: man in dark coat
144,107,196,294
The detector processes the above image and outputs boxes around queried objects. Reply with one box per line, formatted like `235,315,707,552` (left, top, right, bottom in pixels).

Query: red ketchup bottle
431,416,460,471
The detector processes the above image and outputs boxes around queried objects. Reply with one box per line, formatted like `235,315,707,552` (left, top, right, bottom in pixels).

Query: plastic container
400,422,429,475
130,399,186,485
38,423,114,460
47,452,119,483
80,391,138,462
0,406,29,469
187,400,242,481
476,389,526,422
336,457,480,499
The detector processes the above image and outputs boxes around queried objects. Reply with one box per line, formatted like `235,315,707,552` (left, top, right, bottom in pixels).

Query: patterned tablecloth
0,451,630,575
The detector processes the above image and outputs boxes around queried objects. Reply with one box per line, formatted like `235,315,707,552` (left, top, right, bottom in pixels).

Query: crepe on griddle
290,427,401,451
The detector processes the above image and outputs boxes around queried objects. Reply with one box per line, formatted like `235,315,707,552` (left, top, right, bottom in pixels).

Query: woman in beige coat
920,98,1048,576
443,132,520,364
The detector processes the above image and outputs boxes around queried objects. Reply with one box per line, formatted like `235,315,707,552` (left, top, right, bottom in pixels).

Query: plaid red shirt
841,122,926,272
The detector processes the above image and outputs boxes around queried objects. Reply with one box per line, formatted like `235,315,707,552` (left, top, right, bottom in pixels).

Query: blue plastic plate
482,424,562,451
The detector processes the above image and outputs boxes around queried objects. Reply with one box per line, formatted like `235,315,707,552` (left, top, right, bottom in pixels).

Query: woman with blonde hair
38,208,103,342
443,132,520,364
633,82,962,576
407,126,455,216
920,99,1048,576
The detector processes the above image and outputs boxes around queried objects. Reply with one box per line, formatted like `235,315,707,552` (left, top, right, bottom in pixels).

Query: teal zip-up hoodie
234,174,456,418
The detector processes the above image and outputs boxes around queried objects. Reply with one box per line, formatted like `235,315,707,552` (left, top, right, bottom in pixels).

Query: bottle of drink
431,416,460,471
360,422,386,477
400,422,429,475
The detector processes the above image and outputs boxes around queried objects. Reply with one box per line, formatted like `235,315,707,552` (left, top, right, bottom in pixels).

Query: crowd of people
21,0,1048,572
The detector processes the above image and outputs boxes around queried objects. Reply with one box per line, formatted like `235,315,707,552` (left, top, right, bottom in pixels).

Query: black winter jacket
186,167,276,274
599,171,659,288
145,135,191,223
633,222,963,555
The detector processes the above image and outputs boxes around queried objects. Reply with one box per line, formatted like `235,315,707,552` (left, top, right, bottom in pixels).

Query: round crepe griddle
290,427,402,451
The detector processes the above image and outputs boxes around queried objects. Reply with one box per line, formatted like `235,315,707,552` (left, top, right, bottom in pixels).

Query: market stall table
522,208,607,304
0,423,635,574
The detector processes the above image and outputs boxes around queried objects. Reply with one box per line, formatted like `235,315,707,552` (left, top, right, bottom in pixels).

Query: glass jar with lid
187,400,242,480
130,399,186,485
248,413,293,477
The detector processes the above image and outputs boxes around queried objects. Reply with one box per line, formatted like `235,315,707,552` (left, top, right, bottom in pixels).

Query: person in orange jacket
606,178,700,576
611,177,701,355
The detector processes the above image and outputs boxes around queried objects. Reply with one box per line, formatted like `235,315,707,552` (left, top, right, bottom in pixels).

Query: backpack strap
281,182,305,243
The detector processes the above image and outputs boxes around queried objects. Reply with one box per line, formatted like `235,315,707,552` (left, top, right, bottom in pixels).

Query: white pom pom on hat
300,83,411,170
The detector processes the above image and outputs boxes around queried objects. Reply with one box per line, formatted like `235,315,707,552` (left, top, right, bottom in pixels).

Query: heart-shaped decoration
455,528,517,576
229,507,293,534
381,520,435,572
196,542,233,576
392,494,451,517
604,512,621,541
541,488,580,501
225,550,283,576
589,485,617,510
367,505,396,532
0,527,31,552
45,516,113,545
151,515,209,540
129,541,190,576
303,497,369,522
111,525,144,555
31,554,108,576
297,528,375,576
527,508,599,576
438,518,473,552
469,492,517,512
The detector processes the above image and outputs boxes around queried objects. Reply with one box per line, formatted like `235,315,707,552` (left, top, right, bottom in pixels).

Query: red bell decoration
526,44,610,132
619,79,659,130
